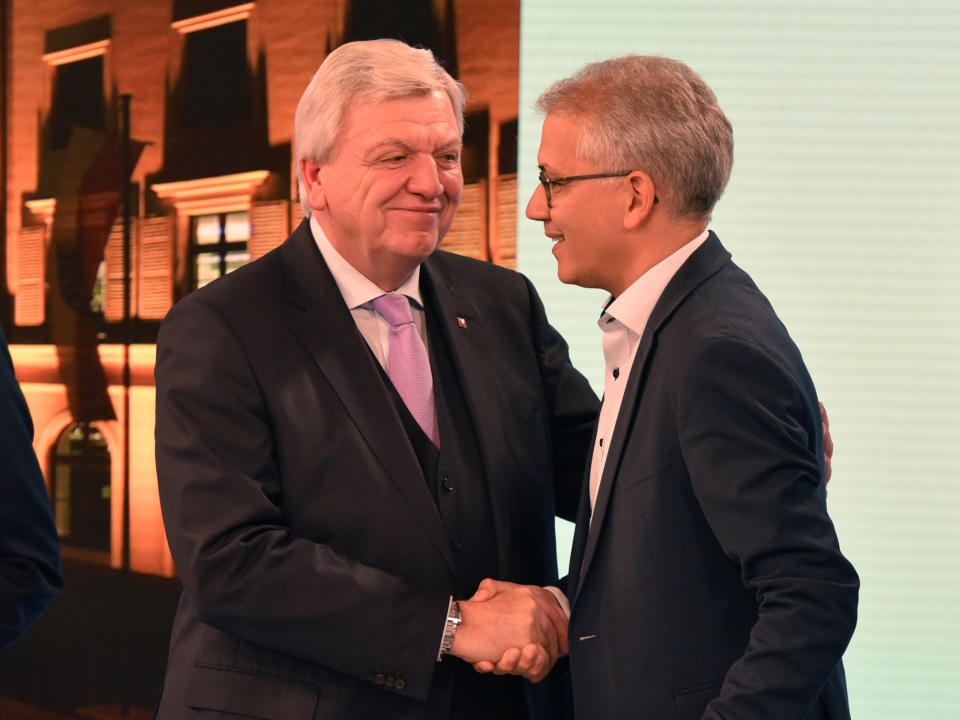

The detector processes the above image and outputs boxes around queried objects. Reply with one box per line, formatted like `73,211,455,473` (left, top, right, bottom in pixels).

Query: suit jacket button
385,675,396,688
395,677,406,691
374,673,385,685
450,540,463,552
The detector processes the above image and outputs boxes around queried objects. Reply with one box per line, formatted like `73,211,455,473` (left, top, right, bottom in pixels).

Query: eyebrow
370,139,462,154
366,140,411,157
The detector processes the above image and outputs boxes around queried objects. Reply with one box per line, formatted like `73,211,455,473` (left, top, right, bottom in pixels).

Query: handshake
447,579,569,683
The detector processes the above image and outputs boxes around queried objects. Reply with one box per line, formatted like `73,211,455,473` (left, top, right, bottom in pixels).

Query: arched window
51,422,111,555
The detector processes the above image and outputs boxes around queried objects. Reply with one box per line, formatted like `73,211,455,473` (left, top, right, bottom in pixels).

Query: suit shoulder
164,241,285,323
674,262,810,382
429,249,530,292
685,261,783,339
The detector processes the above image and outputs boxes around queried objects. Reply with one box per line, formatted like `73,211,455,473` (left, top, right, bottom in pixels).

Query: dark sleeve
155,299,448,699
0,327,63,650
677,337,859,719
523,277,599,523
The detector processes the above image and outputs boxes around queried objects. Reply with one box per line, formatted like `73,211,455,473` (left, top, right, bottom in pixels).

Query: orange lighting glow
152,170,269,216
171,3,255,33
42,39,110,66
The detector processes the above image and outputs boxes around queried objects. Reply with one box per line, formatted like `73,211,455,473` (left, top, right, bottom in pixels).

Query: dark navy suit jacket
566,234,859,720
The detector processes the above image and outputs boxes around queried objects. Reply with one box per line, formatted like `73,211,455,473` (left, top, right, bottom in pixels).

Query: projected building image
1,0,521,714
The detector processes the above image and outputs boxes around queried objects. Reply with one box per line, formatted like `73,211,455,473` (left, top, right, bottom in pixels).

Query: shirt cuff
544,586,571,619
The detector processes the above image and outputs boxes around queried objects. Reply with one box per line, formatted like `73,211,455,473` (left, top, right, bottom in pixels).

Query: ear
300,159,328,212
623,171,657,230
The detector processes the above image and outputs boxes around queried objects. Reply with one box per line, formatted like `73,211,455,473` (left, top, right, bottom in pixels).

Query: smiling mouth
393,207,442,213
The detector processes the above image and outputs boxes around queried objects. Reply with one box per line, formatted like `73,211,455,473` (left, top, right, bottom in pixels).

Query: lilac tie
371,294,440,446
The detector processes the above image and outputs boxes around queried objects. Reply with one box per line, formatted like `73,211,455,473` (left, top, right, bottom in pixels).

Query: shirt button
441,477,454,492
451,540,463,552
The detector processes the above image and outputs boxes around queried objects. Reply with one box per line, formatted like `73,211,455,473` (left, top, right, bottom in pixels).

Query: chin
404,235,441,263
557,265,601,290
555,262,579,287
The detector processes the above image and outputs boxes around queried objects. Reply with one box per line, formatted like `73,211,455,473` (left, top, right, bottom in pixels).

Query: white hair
294,39,467,218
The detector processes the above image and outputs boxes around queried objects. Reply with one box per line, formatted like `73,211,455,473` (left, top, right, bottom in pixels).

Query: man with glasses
475,55,858,719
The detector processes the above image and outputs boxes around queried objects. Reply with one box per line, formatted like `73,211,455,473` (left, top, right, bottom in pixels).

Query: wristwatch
439,599,462,658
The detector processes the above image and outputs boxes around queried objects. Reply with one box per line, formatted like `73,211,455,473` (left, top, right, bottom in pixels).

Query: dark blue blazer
566,234,859,720
0,324,62,650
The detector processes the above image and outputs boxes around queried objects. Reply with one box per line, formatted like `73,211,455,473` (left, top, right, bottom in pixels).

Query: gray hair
295,39,467,218
536,55,733,221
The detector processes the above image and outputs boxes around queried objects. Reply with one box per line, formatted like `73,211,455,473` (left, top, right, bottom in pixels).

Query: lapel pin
457,317,468,329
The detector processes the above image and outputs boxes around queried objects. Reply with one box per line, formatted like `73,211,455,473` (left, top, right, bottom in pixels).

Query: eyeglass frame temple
537,169,658,208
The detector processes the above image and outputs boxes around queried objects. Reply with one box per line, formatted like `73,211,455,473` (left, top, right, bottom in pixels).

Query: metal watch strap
439,599,462,658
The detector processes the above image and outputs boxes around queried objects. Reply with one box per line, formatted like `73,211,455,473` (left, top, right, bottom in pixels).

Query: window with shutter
291,200,305,234
441,180,487,260
249,200,289,261
496,174,517,268
103,218,138,322
139,217,174,319
15,227,47,326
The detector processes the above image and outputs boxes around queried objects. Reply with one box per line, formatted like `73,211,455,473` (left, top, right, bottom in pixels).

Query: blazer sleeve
0,327,63,650
676,336,859,719
523,276,598,523
155,298,449,700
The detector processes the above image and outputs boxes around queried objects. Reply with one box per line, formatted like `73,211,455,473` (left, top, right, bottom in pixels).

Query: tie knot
371,293,414,327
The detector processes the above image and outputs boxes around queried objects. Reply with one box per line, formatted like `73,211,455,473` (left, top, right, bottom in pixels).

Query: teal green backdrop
518,2,960,717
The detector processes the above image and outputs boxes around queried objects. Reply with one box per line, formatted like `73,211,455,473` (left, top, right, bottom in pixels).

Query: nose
406,155,444,199
526,183,549,221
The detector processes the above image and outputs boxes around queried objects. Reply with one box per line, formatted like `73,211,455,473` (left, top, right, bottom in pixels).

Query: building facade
2,0,520,577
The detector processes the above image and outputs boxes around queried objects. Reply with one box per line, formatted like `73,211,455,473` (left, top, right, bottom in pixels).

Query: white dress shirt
310,215,428,365
588,230,709,513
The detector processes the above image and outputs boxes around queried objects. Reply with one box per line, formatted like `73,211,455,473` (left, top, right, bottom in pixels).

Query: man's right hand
448,579,569,683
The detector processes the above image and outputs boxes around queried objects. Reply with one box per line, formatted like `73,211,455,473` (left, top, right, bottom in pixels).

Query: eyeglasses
537,169,658,208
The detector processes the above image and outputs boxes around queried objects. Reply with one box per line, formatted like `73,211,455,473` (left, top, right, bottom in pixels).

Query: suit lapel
281,223,456,576
421,255,517,576
567,423,598,593
572,233,731,603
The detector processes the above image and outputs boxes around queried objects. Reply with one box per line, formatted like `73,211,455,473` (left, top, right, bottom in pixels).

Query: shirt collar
600,229,710,335
310,214,423,310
